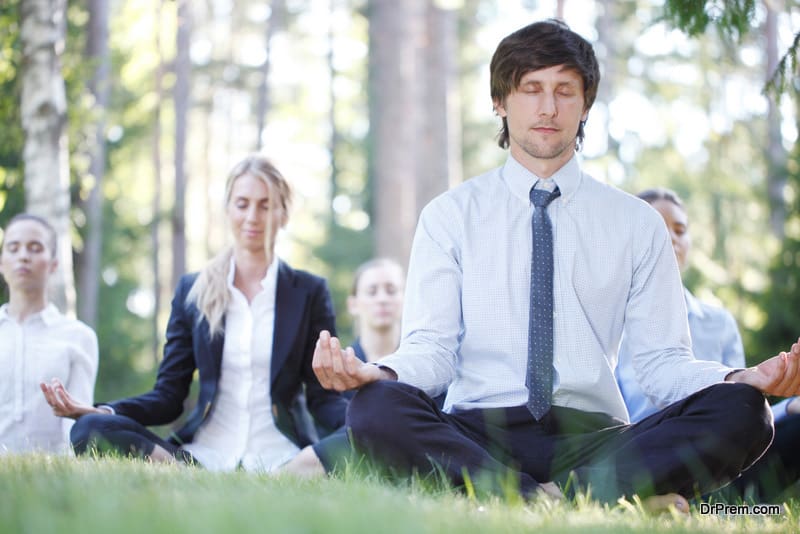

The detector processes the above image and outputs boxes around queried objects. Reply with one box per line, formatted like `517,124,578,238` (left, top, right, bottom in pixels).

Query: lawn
0,455,797,533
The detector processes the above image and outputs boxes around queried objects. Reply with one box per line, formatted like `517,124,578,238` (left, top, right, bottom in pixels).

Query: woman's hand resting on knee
40,378,110,419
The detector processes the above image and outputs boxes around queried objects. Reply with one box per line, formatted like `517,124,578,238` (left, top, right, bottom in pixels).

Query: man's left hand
726,337,800,397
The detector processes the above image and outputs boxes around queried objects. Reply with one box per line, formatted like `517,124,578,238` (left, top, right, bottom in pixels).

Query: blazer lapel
208,322,225,379
193,308,225,380
271,261,306,386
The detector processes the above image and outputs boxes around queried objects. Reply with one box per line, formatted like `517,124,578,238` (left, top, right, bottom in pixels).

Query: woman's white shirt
182,257,300,471
0,304,98,454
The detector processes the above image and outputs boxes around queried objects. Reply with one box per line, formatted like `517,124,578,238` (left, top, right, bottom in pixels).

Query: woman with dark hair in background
616,187,800,501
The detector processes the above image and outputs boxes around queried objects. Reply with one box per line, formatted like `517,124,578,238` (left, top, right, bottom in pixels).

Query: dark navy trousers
725,412,800,501
347,381,773,502
71,413,197,464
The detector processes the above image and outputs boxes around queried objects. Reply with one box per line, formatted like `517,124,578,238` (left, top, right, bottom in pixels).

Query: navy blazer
107,261,347,448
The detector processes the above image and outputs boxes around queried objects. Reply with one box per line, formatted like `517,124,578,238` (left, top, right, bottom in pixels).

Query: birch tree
19,0,74,312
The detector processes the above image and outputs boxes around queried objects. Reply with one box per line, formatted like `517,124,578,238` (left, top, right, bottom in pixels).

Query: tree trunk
172,0,191,289
328,0,340,224
418,1,461,212
77,0,110,328
152,0,164,364
19,0,75,313
595,0,619,157
765,2,786,238
555,0,566,19
255,0,286,151
368,0,427,266
369,0,458,265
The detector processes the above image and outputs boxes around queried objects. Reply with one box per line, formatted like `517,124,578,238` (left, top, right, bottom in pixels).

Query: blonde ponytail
187,247,233,338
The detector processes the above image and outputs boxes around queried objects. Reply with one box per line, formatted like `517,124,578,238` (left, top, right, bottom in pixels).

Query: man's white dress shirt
0,304,98,453
379,154,732,422
183,257,300,471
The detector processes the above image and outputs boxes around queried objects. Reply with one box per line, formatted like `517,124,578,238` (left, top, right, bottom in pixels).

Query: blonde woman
42,155,346,472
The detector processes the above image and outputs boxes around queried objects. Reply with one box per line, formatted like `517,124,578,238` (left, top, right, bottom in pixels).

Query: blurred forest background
0,0,799,402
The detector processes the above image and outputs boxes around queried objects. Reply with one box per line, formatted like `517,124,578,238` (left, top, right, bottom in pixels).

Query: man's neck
7,292,48,322
509,145,575,179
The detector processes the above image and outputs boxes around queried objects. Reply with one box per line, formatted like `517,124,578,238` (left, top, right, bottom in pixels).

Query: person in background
42,155,347,473
616,187,800,501
344,257,447,409
0,213,98,454
347,258,404,364
297,259,408,474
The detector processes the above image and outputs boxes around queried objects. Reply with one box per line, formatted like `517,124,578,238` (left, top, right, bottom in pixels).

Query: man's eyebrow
518,78,580,86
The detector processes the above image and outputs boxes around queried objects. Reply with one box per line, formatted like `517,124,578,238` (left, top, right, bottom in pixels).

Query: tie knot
530,186,561,208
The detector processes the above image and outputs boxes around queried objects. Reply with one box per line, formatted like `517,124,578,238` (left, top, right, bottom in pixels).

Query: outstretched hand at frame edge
727,337,800,397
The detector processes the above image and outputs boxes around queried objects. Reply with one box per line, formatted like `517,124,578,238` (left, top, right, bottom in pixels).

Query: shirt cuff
367,361,399,381
771,398,792,423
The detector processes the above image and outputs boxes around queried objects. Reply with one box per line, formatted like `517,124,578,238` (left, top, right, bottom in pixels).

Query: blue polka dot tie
527,186,560,420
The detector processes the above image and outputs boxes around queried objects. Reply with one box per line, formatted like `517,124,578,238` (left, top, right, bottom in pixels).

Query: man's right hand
312,330,396,391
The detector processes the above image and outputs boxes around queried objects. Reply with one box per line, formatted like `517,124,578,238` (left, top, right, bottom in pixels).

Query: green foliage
91,196,156,400
0,1,157,398
661,0,755,41
314,223,372,343
0,0,25,243
662,0,798,97
766,31,800,97
613,16,774,359
754,134,800,362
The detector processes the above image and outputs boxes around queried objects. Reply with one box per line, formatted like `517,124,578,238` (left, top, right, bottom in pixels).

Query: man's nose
539,92,557,116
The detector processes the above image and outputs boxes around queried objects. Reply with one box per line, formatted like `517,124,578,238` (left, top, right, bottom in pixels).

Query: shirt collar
501,152,582,205
683,287,705,319
0,303,61,326
39,304,61,326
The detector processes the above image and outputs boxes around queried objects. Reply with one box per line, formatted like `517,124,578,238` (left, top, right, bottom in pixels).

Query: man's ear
493,99,507,118
48,257,59,275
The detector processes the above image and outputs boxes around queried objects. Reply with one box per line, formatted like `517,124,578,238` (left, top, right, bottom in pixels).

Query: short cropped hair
637,187,685,210
1,213,58,258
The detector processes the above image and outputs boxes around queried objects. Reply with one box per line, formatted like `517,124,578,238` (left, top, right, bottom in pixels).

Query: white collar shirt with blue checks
379,154,732,422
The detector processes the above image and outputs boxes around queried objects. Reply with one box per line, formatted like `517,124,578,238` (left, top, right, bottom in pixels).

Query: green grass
0,455,797,534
